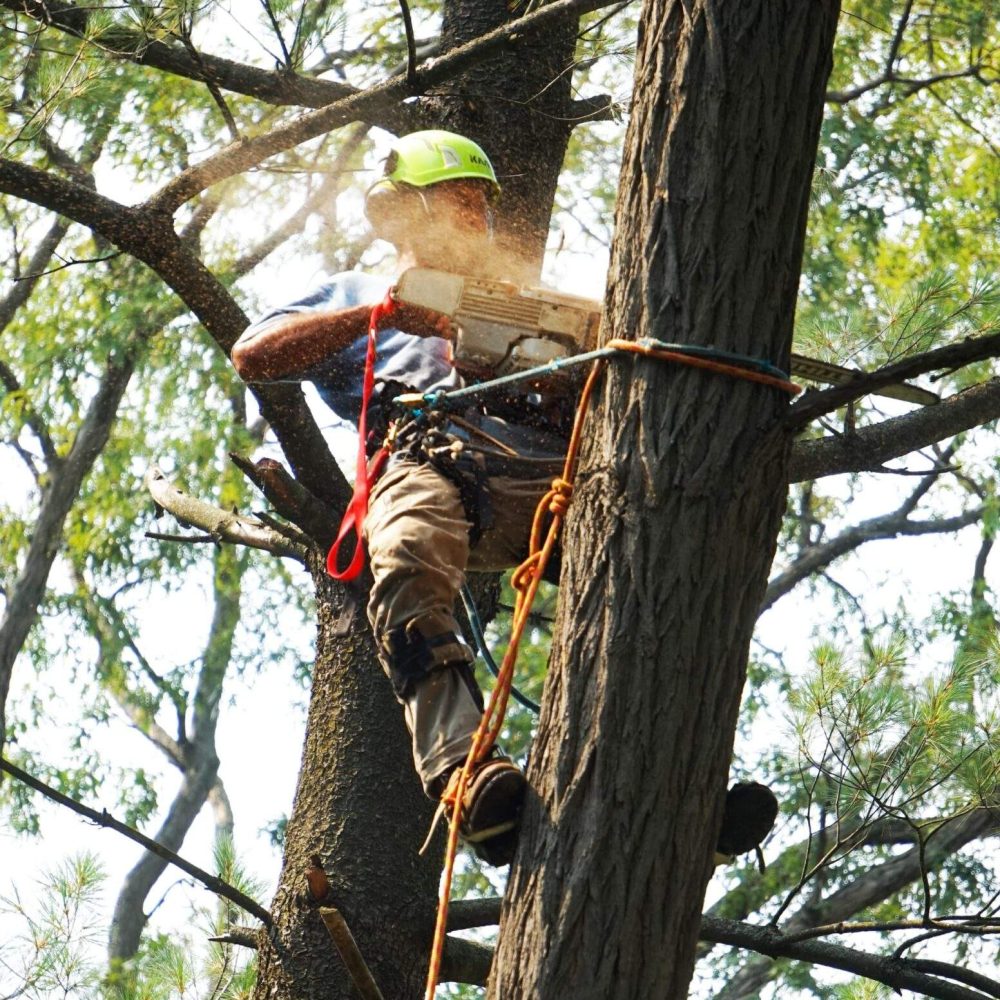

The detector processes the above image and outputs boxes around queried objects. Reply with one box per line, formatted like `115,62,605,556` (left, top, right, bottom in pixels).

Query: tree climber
231,129,778,869
233,130,546,866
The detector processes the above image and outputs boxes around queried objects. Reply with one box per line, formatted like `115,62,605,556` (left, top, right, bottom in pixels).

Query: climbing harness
326,295,799,583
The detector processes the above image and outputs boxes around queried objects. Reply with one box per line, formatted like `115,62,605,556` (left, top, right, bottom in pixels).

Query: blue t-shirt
239,271,461,430
240,270,568,458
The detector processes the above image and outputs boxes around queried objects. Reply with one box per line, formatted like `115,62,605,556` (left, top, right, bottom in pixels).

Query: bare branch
713,807,1000,999
397,0,418,86
701,916,998,1000
826,64,985,106
14,249,121,278
144,465,307,562
0,756,272,927
177,31,241,142
762,503,983,611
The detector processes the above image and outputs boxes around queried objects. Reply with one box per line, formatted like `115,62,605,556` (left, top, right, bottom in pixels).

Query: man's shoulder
298,270,392,309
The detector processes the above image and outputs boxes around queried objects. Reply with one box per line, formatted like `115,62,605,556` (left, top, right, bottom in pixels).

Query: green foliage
0,854,106,1000
3,0,1000,996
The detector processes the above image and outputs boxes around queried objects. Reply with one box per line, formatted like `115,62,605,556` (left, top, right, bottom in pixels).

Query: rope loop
510,553,542,595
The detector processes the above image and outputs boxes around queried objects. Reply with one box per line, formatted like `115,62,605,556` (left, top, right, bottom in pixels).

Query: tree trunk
426,0,582,279
492,3,840,998
253,563,441,1000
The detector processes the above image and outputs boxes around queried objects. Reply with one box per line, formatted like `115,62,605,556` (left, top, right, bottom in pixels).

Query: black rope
459,584,540,714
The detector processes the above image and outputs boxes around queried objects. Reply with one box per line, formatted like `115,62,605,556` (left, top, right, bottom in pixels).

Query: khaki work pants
364,459,553,794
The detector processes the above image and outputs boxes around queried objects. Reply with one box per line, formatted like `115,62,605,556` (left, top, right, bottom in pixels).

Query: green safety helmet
365,130,501,215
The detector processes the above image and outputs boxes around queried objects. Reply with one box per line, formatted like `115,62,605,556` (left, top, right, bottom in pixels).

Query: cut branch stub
144,464,307,562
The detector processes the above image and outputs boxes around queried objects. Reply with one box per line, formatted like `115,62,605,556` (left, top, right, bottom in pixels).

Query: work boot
715,781,778,867
441,755,527,867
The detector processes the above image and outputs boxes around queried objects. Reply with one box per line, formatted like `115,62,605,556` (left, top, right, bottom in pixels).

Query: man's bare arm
231,303,454,382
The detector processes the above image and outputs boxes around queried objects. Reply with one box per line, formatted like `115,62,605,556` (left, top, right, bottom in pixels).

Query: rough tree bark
492,3,841,998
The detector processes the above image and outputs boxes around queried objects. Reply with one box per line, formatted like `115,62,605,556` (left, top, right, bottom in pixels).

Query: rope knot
548,477,572,517
511,553,541,595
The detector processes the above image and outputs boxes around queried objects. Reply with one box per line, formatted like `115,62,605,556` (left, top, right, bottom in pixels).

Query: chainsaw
392,267,938,407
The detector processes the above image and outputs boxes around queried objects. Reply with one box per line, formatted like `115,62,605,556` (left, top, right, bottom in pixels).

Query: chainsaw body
392,266,938,407
393,267,601,380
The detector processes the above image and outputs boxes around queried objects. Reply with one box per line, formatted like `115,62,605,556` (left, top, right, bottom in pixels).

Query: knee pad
378,624,482,708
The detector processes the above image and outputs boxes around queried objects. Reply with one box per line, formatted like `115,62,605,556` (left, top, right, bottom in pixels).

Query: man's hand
385,300,457,340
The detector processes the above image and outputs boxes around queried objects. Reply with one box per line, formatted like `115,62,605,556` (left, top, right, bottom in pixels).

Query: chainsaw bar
790,353,938,406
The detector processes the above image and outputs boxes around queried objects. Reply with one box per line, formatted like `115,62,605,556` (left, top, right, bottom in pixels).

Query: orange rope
422,337,797,997
604,338,801,395
423,360,605,1000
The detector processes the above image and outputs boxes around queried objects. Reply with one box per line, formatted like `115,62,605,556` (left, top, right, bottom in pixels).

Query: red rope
326,293,397,582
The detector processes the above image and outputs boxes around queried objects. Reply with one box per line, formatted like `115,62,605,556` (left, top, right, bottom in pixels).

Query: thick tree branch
789,380,1000,482
144,466,307,561
143,0,630,213
0,756,271,927
701,916,998,1000
440,935,495,986
446,896,503,931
